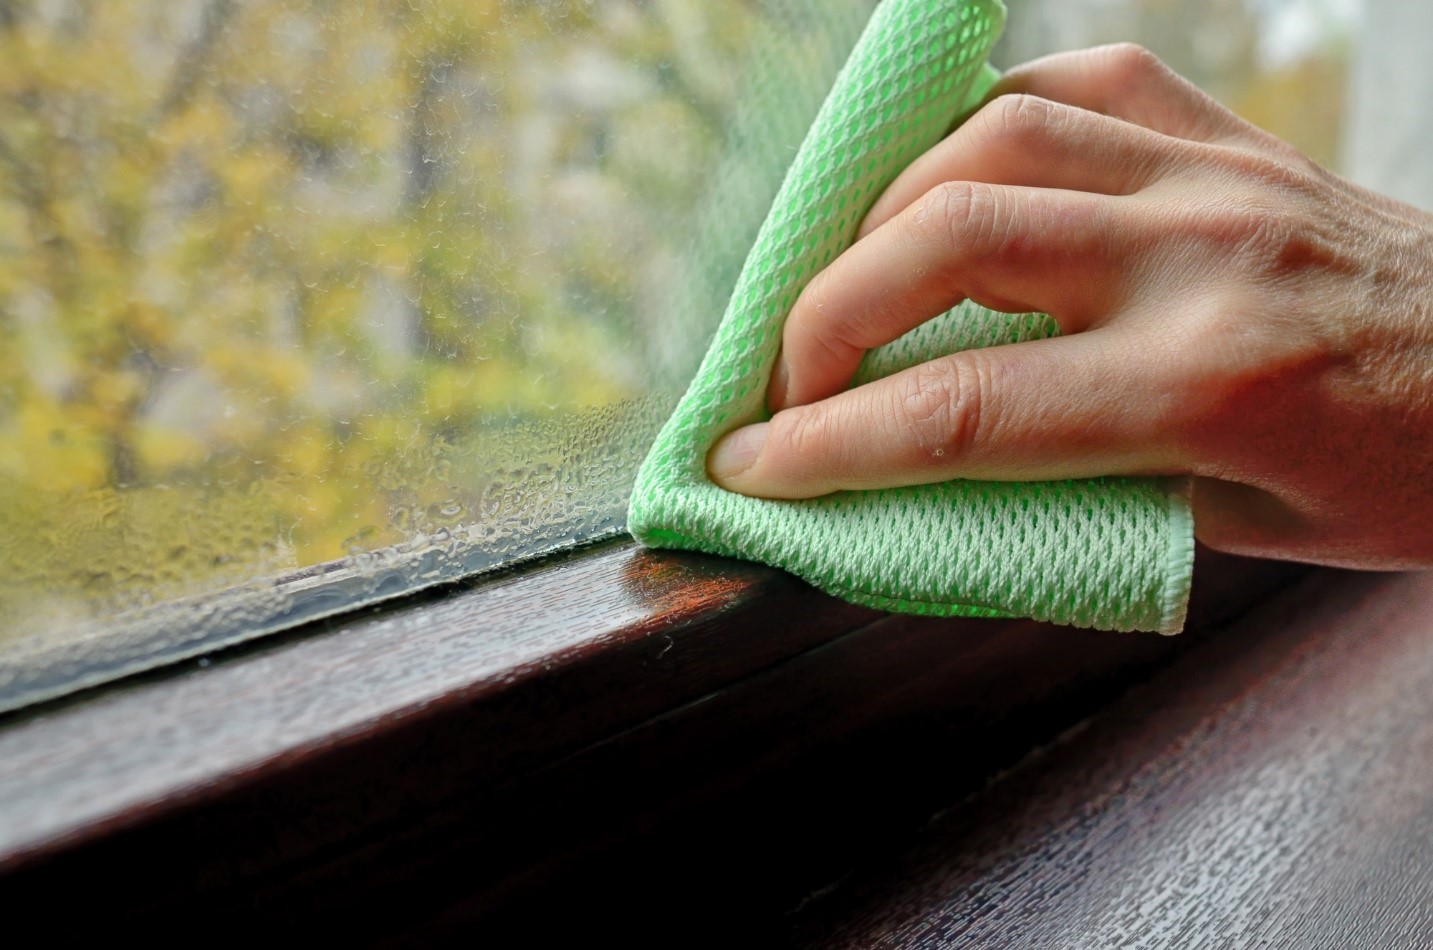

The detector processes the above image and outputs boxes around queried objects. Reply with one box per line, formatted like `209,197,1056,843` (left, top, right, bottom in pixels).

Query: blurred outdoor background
0,0,1410,706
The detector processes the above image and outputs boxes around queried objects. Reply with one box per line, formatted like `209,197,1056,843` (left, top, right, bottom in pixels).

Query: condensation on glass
0,0,1378,711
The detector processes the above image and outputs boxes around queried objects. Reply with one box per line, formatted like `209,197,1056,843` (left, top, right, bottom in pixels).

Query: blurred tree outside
997,0,1357,169
0,0,870,651
0,0,1365,687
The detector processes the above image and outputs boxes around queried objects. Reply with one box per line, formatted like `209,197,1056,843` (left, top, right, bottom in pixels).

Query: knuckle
789,267,873,360
786,272,830,350
912,180,1004,258
1201,156,1350,285
792,266,835,325
1196,188,1339,284
1101,42,1165,83
893,357,989,462
771,404,831,462
1223,148,1317,196
977,93,1056,146
911,181,971,243
1238,201,1299,264
1184,186,1293,260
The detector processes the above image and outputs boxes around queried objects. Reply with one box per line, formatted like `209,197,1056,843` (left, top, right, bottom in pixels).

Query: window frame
0,536,1303,937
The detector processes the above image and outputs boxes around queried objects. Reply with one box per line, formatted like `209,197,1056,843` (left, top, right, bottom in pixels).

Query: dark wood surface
0,540,873,881
0,536,1304,941
791,569,1433,948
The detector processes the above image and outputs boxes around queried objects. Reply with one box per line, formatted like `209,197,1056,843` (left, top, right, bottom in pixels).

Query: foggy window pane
0,0,1390,710
0,0,876,708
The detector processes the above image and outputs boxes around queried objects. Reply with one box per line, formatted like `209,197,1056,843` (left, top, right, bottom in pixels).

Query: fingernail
768,360,790,411
708,423,768,485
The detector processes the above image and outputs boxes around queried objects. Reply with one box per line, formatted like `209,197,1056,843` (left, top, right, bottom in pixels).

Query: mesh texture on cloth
628,0,1194,634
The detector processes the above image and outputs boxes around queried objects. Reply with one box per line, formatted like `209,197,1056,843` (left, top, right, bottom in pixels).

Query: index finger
771,181,1133,412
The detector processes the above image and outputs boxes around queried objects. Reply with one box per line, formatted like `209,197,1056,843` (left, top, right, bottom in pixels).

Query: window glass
997,0,1363,172
0,0,876,709
0,0,1399,712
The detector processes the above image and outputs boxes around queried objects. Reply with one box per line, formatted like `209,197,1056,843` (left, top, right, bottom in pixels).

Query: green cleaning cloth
628,0,1194,634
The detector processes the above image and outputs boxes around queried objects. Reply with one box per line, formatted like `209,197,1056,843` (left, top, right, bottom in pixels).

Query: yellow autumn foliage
0,0,1355,653
0,0,773,640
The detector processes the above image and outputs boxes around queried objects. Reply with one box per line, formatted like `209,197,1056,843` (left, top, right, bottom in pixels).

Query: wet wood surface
792,569,1433,948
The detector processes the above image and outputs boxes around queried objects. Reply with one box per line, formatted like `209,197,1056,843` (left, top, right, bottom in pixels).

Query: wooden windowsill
0,536,1305,939
791,568,1433,948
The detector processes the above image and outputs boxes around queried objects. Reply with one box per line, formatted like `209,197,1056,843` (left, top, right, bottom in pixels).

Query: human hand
707,43,1433,569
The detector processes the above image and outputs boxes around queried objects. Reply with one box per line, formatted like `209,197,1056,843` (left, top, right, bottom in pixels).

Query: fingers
994,43,1258,146
779,46,1261,414
774,181,1134,410
859,93,1184,238
712,329,1184,499
861,44,1263,240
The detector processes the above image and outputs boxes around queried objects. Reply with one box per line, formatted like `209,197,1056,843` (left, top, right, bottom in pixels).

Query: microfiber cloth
628,0,1194,634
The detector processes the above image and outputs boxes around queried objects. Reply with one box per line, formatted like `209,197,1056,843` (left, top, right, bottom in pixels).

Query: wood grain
792,570,1433,949
0,541,874,887
0,538,1302,939
399,550,1298,945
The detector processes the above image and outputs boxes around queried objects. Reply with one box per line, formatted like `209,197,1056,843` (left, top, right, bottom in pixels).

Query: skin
707,43,1433,570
